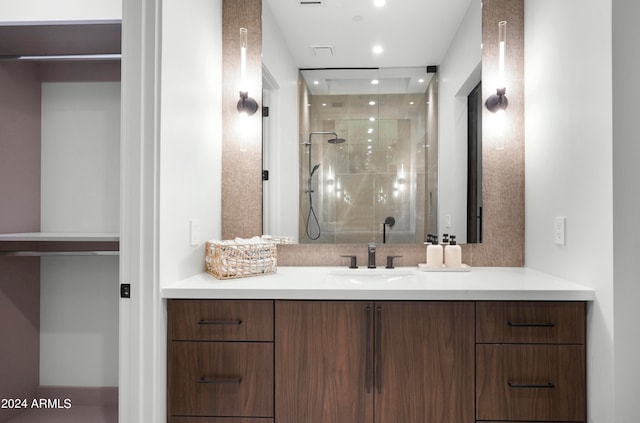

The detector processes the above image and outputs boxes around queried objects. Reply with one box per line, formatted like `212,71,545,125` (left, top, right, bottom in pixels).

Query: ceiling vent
299,0,324,6
311,45,334,57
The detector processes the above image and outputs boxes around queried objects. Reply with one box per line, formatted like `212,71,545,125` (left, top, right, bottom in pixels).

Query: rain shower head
306,131,347,145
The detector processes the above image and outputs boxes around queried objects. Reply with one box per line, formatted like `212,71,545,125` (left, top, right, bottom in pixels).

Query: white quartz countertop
161,266,595,301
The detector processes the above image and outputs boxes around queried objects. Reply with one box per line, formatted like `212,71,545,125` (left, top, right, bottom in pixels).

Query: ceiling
264,0,474,69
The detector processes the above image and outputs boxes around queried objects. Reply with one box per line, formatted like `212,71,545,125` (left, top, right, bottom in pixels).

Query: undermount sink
326,268,419,284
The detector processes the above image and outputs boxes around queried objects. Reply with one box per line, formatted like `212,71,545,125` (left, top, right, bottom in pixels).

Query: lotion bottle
444,235,462,268
426,235,444,268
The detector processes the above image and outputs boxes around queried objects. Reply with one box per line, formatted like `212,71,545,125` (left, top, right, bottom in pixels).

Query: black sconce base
485,87,509,112
237,91,259,116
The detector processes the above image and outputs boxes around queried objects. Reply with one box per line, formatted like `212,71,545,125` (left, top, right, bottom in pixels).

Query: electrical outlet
190,219,201,246
553,216,566,245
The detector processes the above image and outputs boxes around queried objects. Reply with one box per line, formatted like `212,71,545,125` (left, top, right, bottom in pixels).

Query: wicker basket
205,240,277,279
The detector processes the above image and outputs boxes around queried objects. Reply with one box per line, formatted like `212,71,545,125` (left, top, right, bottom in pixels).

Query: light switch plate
554,216,566,245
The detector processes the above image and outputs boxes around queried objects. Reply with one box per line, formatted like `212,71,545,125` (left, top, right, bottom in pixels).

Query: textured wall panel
222,0,263,239
472,0,525,266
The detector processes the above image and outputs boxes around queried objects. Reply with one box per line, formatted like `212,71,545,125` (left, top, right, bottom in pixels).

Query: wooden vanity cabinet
475,301,587,422
167,299,587,423
167,300,274,423
275,300,475,423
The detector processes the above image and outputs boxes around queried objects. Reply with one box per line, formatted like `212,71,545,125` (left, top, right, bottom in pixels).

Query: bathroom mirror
262,0,482,244
298,67,437,244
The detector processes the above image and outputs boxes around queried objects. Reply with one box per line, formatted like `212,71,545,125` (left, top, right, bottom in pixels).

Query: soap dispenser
425,235,444,268
444,235,462,268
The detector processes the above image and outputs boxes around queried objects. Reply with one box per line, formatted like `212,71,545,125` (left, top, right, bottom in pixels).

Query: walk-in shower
304,132,346,240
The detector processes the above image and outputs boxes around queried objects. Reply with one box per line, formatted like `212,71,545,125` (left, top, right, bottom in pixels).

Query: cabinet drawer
476,344,585,421
476,301,585,344
171,419,273,423
168,342,274,417
168,300,273,341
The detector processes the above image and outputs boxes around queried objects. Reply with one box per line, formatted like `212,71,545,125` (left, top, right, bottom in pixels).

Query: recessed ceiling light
369,100,376,105
314,80,319,85
409,101,415,105
418,78,425,83
374,0,386,7
372,45,383,54
371,79,379,85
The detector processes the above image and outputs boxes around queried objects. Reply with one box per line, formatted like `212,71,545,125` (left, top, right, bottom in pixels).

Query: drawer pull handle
365,305,373,394
508,381,555,389
198,377,242,384
507,321,555,328
197,319,243,326
375,306,383,394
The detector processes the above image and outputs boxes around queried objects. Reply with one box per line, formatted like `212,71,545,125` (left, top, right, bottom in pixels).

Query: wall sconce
485,20,508,113
237,27,259,116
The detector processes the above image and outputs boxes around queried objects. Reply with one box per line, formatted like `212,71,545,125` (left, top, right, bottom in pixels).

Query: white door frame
119,0,164,421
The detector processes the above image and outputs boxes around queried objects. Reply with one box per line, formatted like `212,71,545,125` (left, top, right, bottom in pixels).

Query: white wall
159,0,222,285
437,0,481,243
39,81,121,387
0,0,120,21
612,0,640,420
40,256,119,386
262,0,301,240
41,82,121,233
524,1,614,421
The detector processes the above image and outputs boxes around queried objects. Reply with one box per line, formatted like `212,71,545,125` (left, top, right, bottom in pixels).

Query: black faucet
368,243,376,269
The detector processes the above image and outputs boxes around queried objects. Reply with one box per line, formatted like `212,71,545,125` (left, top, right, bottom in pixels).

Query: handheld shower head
310,164,320,177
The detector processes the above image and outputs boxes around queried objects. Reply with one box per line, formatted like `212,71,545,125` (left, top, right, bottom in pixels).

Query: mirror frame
221,0,524,267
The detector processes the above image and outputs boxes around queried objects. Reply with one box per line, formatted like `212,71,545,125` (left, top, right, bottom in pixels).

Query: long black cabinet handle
375,306,383,394
197,319,243,325
507,321,555,328
198,377,242,384
365,305,373,393
508,381,555,389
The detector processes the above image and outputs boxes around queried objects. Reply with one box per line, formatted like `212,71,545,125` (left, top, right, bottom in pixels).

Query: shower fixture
304,132,347,240
304,131,346,146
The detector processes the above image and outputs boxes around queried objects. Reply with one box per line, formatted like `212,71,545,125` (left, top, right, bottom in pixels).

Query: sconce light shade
237,91,259,115
486,20,508,113
485,87,508,112
237,27,259,116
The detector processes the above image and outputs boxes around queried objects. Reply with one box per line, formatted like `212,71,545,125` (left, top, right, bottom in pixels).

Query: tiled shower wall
299,91,434,244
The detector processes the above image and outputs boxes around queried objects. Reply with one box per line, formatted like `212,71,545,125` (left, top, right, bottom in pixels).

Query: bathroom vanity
163,267,593,423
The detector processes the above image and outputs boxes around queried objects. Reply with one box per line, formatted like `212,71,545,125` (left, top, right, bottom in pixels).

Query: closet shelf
0,232,119,255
